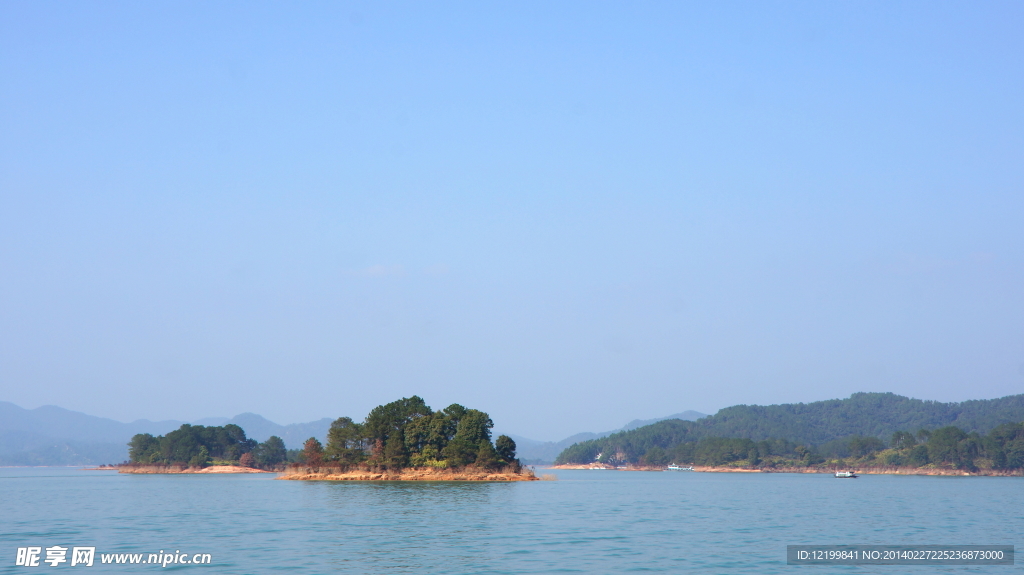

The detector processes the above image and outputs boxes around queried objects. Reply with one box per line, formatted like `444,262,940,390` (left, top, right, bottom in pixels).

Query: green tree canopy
495,435,517,463
290,398,515,471
255,436,287,468
363,396,432,446
326,417,366,464
127,424,256,465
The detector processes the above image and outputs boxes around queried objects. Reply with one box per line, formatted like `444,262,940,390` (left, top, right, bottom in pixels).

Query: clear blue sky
1,2,1022,440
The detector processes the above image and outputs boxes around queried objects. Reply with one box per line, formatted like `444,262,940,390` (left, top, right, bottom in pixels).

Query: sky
1,2,1022,441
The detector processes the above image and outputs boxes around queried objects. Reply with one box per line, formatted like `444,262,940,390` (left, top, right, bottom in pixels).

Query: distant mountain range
504,410,708,464
177,412,334,450
0,401,332,466
0,399,709,466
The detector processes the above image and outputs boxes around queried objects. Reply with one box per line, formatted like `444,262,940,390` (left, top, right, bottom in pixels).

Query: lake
1,467,1020,573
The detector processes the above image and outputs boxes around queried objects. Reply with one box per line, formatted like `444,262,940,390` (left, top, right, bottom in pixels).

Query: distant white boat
834,471,857,478
667,465,694,471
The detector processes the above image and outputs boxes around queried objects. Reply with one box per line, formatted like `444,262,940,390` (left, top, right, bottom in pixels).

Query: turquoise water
1,467,1020,574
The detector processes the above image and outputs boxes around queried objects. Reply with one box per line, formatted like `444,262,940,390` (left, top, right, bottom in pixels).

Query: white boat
667,465,694,471
834,471,858,478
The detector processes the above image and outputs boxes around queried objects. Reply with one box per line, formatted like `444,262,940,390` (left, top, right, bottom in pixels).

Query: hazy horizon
2,2,1023,440
4,396,706,443
4,389,1018,445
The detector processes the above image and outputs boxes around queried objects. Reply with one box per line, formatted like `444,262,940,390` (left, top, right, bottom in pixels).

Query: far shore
547,464,1024,476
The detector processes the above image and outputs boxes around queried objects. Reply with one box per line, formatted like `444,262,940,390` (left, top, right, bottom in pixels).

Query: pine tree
188,446,210,468
384,434,408,469
495,435,517,463
475,440,499,470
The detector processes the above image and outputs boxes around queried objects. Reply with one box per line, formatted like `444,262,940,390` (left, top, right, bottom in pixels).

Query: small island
122,423,287,473
279,396,536,481
120,396,537,481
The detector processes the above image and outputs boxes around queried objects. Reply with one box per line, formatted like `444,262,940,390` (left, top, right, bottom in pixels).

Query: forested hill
700,393,1024,445
554,392,1024,464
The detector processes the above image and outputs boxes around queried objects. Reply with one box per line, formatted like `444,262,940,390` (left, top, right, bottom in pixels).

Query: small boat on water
667,465,695,471
834,471,858,478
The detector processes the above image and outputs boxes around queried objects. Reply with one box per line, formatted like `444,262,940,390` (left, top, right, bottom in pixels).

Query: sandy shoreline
119,465,274,474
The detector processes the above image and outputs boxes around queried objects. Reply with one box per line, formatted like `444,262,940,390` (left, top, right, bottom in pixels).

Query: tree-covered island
284,396,536,481
126,423,286,471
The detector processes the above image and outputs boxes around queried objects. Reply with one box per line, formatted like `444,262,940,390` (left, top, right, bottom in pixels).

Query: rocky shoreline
278,467,539,482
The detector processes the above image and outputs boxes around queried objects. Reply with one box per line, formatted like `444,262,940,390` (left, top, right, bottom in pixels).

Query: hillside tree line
555,392,1024,471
